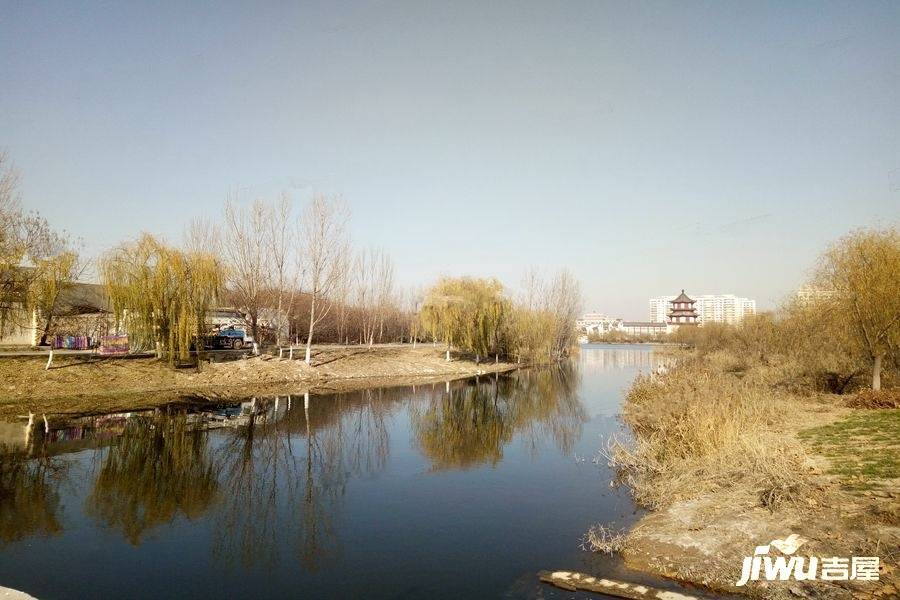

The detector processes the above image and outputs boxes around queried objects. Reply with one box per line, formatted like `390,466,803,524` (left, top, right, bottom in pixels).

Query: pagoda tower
667,290,699,327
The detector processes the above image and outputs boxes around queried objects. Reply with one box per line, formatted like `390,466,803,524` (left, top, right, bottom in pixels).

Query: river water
0,344,691,599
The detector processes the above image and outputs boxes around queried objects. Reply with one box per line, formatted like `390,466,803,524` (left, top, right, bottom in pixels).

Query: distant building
667,290,699,328
619,321,667,336
576,313,622,334
0,281,115,347
693,294,756,324
649,296,675,323
650,292,756,325
796,286,835,307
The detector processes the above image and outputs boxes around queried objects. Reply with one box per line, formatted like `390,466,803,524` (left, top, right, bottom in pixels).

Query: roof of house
671,289,694,303
54,282,111,316
621,321,667,328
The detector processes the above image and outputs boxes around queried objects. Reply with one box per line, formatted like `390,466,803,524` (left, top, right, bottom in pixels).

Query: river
0,344,693,599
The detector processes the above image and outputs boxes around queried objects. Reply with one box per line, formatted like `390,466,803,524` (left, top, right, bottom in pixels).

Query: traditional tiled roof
671,289,694,304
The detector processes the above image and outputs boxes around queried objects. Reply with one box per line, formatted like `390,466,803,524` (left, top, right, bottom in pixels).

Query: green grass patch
799,409,900,487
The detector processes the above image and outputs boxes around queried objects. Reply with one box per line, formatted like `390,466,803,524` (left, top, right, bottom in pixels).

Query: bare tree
0,152,83,341
266,193,299,345
183,215,221,256
222,196,271,343
0,152,25,333
31,236,88,346
548,269,582,359
299,195,349,364
354,247,395,346
374,250,396,343
403,286,423,346
332,249,353,344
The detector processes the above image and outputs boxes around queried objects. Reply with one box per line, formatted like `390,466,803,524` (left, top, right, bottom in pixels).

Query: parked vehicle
206,326,254,350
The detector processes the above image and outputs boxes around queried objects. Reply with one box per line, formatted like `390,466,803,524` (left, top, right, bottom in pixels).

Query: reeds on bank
609,350,813,511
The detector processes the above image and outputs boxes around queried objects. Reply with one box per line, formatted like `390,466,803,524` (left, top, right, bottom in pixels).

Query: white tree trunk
873,353,883,391
305,296,316,365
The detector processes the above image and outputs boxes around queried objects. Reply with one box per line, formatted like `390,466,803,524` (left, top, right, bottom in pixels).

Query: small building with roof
666,289,699,329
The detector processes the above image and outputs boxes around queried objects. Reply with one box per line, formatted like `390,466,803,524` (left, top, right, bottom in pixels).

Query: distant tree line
0,152,583,367
675,227,899,392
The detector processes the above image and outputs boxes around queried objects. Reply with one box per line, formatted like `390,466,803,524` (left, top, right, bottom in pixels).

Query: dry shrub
609,360,811,510
581,523,627,554
846,388,900,409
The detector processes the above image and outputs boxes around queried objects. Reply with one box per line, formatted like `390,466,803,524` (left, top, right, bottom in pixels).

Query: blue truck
206,325,254,350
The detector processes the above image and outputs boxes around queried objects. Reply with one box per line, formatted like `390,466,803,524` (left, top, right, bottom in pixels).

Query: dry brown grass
608,352,813,511
581,523,627,554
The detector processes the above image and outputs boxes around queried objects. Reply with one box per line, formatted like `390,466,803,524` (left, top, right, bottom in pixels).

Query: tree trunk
195,321,205,372
39,313,53,347
873,353,884,391
305,296,316,365
250,314,259,347
276,296,283,346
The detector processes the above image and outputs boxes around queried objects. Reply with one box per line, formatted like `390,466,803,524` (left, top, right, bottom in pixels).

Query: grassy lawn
799,409,900,490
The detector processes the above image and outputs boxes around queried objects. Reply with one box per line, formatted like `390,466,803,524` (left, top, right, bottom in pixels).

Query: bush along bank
599,347,898,599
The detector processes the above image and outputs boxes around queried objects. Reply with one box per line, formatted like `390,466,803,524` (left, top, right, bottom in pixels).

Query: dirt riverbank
612,352,899,599
0,345,519,418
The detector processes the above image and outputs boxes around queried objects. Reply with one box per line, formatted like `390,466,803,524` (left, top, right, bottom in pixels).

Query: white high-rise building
649,296,676,323
649,293,756,325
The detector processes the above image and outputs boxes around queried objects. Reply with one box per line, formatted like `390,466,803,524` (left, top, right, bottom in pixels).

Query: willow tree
815,227,900,390
101,234,223,367
420,279,465,361
419,277,507,362
30,248,84,345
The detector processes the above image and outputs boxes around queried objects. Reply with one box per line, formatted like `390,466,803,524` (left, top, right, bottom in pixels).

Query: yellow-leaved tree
101,234,223,368
815,227,900,390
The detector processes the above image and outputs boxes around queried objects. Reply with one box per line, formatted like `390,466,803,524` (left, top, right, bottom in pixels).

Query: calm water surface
0,345,687,599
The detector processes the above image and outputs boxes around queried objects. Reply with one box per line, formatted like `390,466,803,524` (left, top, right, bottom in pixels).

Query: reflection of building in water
580,346,659,372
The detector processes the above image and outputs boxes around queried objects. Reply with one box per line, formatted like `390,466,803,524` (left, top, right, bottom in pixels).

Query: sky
1,0,898,320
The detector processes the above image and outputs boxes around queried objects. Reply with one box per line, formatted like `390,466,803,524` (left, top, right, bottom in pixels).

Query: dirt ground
0,344,519,419
621,398,900,599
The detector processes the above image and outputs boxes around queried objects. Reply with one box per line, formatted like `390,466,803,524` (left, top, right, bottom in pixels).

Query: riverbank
0,345,519,418
611,349,899,599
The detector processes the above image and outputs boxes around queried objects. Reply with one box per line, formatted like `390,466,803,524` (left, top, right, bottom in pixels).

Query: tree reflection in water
0,366,586,569
213,390,392,571
85,411,218,545
410,363,586,470
0,446,68,544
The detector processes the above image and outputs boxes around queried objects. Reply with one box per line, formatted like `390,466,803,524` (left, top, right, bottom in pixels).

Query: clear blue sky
2,1,898,319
